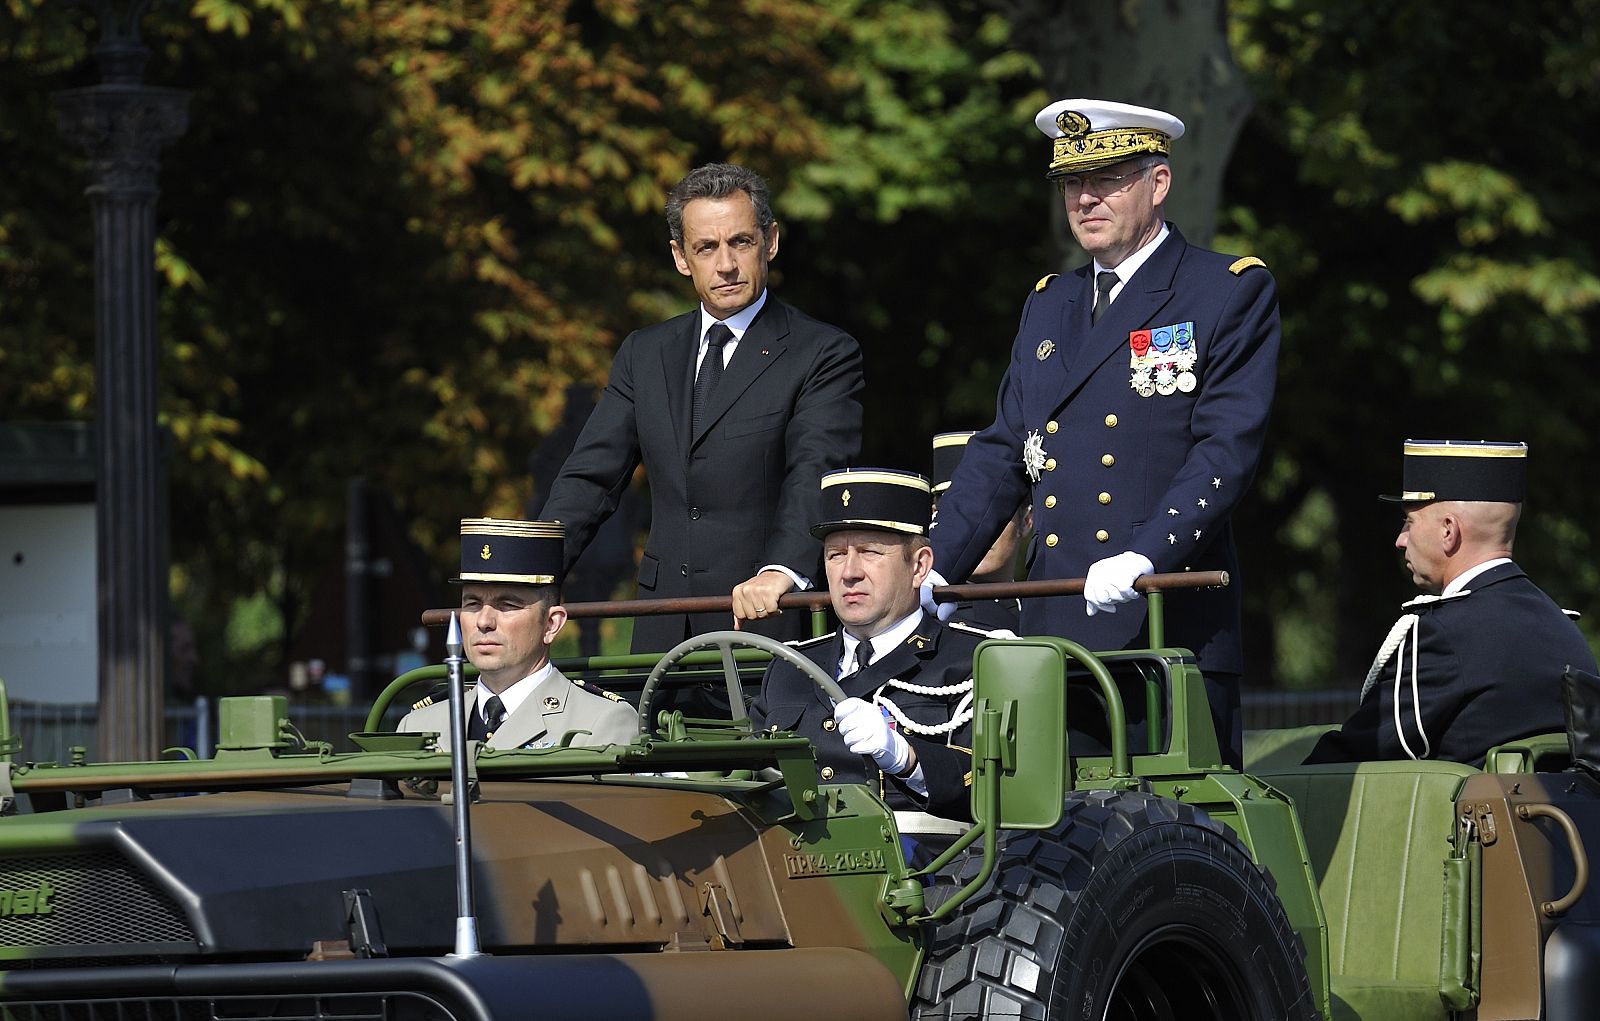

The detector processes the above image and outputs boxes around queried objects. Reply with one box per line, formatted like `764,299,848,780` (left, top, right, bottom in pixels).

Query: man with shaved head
1307,440,1596,764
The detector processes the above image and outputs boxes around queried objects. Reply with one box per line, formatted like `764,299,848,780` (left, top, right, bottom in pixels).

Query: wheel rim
1103,923,1256,1021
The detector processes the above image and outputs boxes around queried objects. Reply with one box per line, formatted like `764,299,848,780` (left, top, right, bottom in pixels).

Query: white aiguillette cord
1360,593,1459,760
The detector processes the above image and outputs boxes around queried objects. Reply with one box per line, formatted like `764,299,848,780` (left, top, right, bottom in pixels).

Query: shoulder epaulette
947,620,1018,639
1228,256,1266,275
1564,608,1583,620
790,631,836,649
1401,590,1472,611
1034,272,1060,293
411,694,435,711
571,676,626,703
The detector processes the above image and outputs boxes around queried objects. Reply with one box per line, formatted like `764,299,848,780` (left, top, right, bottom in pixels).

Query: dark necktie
692,323,733,430
468,694,506,741
1091,270,1119,325
845,640,874,680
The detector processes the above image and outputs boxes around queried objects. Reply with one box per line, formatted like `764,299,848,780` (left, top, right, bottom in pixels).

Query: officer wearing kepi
401,518,637,751
929,99,1281,767
931,431,1025,634
749,470,1001,820
1307,441,1598,765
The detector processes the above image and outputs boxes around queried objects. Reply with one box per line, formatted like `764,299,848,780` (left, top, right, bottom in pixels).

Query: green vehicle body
0,609,1594,1020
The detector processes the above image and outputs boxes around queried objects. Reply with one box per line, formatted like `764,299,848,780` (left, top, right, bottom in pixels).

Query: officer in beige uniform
401,518,637,751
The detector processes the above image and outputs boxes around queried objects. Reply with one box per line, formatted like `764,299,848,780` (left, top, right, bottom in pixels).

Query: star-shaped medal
1022,430,1048,483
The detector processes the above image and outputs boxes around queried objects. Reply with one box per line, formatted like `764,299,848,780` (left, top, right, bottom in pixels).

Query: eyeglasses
1056,163,1154,198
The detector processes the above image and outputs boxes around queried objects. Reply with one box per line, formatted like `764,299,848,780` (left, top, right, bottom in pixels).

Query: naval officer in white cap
928,98,1282,767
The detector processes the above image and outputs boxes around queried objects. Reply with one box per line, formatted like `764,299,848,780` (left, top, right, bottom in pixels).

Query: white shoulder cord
873,677,975,736
1390,618,1431,760
1361,613,1419,703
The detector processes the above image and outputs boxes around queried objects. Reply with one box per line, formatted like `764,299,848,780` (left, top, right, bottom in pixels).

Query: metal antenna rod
444,611,481,957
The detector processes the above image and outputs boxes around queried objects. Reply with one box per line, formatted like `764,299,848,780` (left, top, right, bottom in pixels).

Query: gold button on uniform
1044,495,1056,509
1044,457,1056,471
820,766,835,780
1046,421,1059,434
1105,414,1118,428
822,719,836,732
1045,534,1059,547
1101,453,1115,467
1096,529,1110,542
1098,492,1112,505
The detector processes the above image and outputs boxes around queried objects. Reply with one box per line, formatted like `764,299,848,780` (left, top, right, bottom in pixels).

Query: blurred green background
3,0,1597,697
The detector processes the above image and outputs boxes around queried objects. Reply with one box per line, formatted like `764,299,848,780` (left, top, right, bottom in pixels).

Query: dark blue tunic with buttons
747,612,990,820
1306,562,1597,765
931,226,1280,675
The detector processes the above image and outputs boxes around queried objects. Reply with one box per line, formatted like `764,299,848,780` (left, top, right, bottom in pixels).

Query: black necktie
693,323,733,430
1092,270,1119,325
845,640,874,679
468,695,506,741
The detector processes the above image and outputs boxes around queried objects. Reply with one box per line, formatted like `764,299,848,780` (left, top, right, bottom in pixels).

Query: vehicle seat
1253,759,1479,1021
1243,724,1337,772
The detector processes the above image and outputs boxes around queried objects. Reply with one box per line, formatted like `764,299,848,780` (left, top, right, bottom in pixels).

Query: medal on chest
1128,321,1197,398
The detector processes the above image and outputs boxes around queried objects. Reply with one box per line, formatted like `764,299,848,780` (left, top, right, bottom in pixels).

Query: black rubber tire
911,789,1321,1021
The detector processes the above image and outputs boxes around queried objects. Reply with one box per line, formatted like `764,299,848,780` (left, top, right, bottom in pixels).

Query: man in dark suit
541,164,864,652
749,470,1001,821
928,99,1280,767
1307,441,1597,765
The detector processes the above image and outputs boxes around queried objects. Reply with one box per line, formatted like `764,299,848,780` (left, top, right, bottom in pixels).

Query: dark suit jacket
931,226,1279,675
542,297,863,651
748,612,992,820
1307,562,1597,765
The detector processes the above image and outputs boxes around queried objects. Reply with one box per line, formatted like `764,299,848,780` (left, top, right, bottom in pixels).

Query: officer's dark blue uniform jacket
1306,562,1597,765
748,612,991,820
932,226,1279,675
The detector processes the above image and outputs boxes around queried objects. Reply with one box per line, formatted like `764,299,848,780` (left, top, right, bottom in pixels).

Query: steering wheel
637,630,847,736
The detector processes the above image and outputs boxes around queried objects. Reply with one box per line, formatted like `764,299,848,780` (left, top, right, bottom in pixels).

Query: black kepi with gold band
931,432,977,496
1379,440,1529,504
811,469,932,538
456,518,565,584
1034,98,1185,178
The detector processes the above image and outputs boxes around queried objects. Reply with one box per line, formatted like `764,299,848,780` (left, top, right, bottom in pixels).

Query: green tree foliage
1225,0,1600,684
0,0,1037,693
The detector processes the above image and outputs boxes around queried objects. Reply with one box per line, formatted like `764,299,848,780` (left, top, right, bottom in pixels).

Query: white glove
833,697,912,775
918,568,956,622
1084,551,1154,616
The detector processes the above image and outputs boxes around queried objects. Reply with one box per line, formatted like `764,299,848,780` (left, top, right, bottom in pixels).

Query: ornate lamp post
55,0,190,760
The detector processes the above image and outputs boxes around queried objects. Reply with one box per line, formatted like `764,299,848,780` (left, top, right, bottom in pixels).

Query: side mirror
970,639,1068,830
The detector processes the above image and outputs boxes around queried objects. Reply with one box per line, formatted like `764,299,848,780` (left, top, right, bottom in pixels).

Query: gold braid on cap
1048,110,1171,178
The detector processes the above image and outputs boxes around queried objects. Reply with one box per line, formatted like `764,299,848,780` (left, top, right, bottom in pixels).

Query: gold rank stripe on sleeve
1227,256,1266,275
1034,273,1059,292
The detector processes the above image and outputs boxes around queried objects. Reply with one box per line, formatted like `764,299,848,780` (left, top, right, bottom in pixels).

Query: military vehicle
0,577,1596,1021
